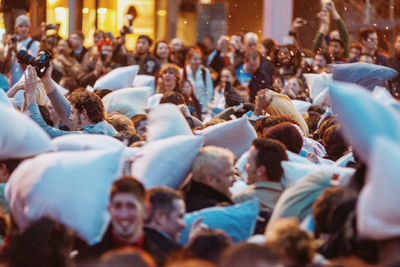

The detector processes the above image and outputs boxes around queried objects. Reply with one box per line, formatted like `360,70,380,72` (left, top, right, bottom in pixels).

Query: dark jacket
182,180,234,213
76,225,165,266
248,60,273,103
144,227,182,255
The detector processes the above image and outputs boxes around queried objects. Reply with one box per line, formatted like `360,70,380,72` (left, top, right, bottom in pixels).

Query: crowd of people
0,0,400,266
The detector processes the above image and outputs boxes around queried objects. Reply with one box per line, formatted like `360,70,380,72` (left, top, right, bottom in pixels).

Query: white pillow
130,135,204,189
357,137,400,240
51,134,125,151
287,150,314,165
132,75,155,95
312,88,330,107
0,104,53,160
146,104,193,142
372,86,400,113
0,90,13,108
291,100,312,115
102,87,150,118
147,94,163,108
331,62,398,90
281,160,355,187
5,148,124,245
328,81,400,162
267,170,333,229
179,199,259,245
94,65,139,90
334,152,354,167
195,118,257,158
303,72,332,100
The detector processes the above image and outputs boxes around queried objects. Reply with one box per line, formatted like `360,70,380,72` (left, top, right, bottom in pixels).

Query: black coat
76,225,165,266
182,180,234,213
248,60,273,103
144,227,182,255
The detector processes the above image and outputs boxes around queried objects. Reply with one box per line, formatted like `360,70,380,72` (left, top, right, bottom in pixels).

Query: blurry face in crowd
109,193,146,242
220,69,234,85
272,77,283,91
69,33,83,50
208,157,236,197
136,120,147,136
288,78,301,95
244,57,260,74
181,81,193,96
244,36,258,51
56,39,71,56
394,36,400,54
202,36,214,51
245,146,261,185
16,24,29,39
69,106,85,130
349,47,361,59
100,45,113,62
278,47,291,64
328,41,343,57
362,32,378,52
359,54,374,64
189,52,202,70
156,42,169,59
313,54,327,70
94,33,104,44
161,69,177,90
136,38,150,56
158,199,187,241
170,38,183,53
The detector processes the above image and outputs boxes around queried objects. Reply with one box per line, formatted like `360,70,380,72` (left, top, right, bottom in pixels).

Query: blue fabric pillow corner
179,199,259,245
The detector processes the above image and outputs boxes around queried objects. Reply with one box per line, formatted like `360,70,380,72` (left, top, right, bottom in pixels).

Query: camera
46,23,56,30
119,25,132,36
17,50,52,78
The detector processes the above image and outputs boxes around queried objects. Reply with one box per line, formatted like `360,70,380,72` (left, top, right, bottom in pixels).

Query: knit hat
15,15,30,29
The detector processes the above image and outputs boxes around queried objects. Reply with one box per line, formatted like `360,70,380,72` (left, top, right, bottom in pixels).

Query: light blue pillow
331,62,398,90
179,199,259,245
328,81,400,162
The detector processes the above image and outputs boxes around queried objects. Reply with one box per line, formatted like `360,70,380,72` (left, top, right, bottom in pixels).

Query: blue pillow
328,81,400,162
330,62,398,90
179,199,259,245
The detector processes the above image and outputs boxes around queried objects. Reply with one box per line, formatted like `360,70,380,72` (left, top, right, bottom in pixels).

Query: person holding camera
3,15,39,106
77,39,121,87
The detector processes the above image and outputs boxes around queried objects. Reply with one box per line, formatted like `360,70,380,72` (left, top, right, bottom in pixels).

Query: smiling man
77,176,164,266
24,65,116,138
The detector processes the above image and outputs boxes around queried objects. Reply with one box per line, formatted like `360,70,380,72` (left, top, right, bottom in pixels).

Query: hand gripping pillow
5,148,124,245
94,65,139,90
330,62,398,90
0,104,53,160
281,160,355,187
131,135,204,189
357,138,400,240
132,75,156,95
179,199,259,245
303,72,332,100
146,104,193,142
195,118,257,158
328,81,400,162
51,134,125,151
102,87,150,118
